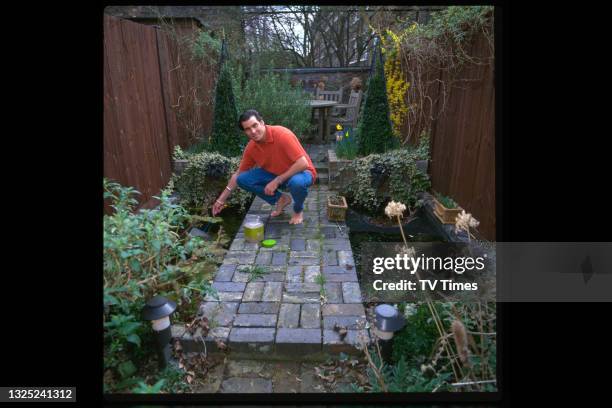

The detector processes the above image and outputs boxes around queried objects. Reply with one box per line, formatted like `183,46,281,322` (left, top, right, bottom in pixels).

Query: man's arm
263,156,309,195
212,171,241,216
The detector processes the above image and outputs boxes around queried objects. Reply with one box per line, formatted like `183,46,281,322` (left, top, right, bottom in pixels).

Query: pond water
194,206,249,249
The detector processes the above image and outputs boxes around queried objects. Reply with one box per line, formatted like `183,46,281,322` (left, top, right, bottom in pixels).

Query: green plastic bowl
261,239,277,248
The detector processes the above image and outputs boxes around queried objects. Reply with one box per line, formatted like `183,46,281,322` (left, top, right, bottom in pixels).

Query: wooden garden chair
315,86,344,116
330,90,363,130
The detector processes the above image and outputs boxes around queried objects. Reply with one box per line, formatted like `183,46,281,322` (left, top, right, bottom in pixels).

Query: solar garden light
373,304,406,363
142,295,177,370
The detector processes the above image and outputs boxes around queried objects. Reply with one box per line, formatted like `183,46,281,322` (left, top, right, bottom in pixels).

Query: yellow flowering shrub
381,29,410,138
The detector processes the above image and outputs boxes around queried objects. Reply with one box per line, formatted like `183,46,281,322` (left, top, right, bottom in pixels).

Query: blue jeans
237,168,313,213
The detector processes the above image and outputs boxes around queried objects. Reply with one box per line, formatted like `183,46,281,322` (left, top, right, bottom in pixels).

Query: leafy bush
190,30,221,61
335,127,358,160
356,50,398,156
340,148,431,214
392,302,445,366
352,348,451,393
412,131,431,161
236,72,312,139
173,145,188,160
210,64,244,157
354,301,496,393
170,151,253,212
103,179,219,392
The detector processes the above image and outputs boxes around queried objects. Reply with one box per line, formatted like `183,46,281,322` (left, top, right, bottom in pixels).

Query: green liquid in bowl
244,224,264,242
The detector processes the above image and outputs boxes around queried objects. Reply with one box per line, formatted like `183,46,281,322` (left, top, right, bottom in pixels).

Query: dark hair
238,109,263,130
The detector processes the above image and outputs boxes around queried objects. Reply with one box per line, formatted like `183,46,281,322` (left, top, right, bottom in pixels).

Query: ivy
170,150,253,212
340,148,431,214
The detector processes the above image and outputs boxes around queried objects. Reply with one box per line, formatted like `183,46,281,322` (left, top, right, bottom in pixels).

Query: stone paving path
189,354,363,393
173,145,370,357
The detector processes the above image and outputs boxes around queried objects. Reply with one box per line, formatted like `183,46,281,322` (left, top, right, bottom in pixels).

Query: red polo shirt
238,125,317,181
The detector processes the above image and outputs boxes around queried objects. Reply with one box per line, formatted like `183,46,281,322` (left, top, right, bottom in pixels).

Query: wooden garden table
308,100,338,143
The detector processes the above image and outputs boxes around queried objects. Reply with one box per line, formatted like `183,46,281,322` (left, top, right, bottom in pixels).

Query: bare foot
289,212,304,224
271,193,291,217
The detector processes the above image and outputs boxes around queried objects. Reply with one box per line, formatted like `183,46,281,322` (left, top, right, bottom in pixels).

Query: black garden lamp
373,304,406,363
142,295,177,370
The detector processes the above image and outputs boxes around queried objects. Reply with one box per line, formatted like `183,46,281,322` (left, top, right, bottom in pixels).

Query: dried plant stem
396,215,408,244
426,301,462,381
360,338,388,392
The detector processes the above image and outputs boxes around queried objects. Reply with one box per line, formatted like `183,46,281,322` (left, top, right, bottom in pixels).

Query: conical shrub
356,47,398,156
210,63,243,157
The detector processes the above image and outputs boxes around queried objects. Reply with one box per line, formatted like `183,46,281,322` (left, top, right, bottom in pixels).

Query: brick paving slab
185,158,371,356
342,282,363,303
229,327,276,343
322,304,366,317
238,302,280,314
198,302,239,326
220,377,272,393
284,282,321,293
233,314,278,327
323,316,367,329
214,264,237,282
212,282,246,292
278,303,300,328
300,304,321,329
262,282,283,302
242,282,265,301
304,265,321,283
323,283,343,303
282,293,321,303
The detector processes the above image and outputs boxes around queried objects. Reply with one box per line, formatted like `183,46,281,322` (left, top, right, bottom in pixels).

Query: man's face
241,116,266,143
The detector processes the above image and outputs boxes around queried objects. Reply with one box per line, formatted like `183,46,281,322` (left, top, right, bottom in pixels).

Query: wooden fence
401,30,495,240
104,15,215,210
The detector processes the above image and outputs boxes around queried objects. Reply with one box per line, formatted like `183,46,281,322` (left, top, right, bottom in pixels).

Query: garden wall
267,67,370,103
104,15,216,211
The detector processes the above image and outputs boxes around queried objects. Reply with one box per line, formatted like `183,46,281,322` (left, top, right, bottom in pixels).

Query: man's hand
212,199,225,216
264,178,281,195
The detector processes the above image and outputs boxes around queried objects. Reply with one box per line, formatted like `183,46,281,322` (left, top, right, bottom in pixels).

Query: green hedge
170,151,253,212
340,148,431,214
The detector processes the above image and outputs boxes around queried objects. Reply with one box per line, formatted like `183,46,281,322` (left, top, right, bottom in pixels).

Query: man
212,110,317,225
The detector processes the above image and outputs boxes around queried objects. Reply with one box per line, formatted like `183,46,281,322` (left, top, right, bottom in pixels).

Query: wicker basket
327,195,348,222
433,197,463,224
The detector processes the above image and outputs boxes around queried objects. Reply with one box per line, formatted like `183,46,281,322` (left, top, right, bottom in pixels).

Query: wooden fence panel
428,32,496,240
104,15,172,210
156,23,216,150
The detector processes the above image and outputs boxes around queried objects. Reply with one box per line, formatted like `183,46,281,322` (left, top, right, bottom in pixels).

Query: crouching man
212,109,317,225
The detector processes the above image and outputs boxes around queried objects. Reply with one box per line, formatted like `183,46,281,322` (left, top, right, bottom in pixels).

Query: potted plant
432,192,462,224
327,194,348,222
